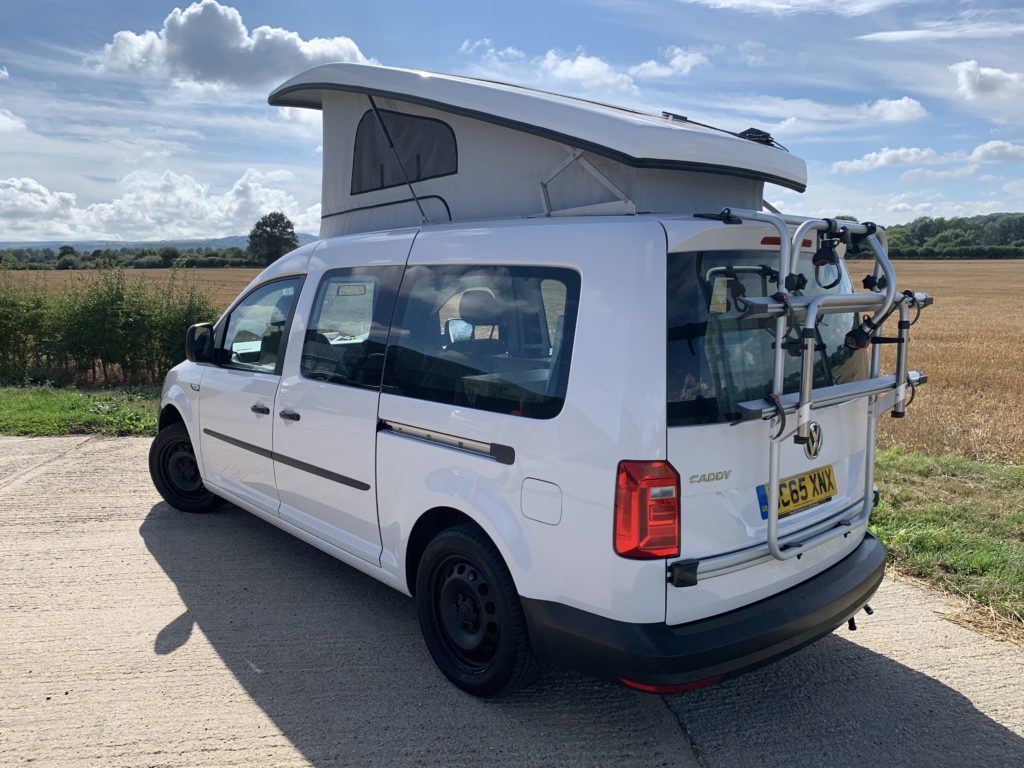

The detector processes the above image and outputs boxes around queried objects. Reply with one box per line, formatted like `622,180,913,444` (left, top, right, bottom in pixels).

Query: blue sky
0,0,1021,241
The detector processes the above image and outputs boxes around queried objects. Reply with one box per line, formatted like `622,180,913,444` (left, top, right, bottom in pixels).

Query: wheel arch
157,371,205,476
405,506,499,596
158,404,185,431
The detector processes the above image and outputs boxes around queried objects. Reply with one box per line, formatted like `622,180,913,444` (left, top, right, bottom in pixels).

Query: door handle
250,403,270,415
279,409,301,422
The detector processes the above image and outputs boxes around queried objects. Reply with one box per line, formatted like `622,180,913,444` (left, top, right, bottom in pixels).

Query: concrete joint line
1,436,96,493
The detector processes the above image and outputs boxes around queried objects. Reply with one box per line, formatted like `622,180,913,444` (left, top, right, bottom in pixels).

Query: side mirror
446,318,474,343
185,323,215,364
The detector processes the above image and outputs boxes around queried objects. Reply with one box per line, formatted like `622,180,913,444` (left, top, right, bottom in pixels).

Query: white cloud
94,0,369,87
0,169,321,240
1004,179,1024,198
859,16,1024,43
950,60,1024,100
773,176,1006,226
968,140,1024,163
865,97,927,122
831,147,939,174
539,50,635,92
459,38,489,55
0,66,9,80
0,109,26,132
900,165,978,182
738,41,767,67
696,94,926,123
460,38,524,64
0,178,77,222
676,0,911,17
629,46,709,78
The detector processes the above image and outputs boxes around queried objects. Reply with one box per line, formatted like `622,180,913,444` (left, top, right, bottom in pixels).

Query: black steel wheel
416,525,539,697
148,422,220,513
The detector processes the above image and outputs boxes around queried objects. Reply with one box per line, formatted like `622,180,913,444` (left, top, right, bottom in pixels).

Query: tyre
415,524,539,697
148,422,221,513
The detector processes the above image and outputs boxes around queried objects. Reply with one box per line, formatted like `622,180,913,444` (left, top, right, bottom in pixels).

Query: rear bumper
522,533,886,690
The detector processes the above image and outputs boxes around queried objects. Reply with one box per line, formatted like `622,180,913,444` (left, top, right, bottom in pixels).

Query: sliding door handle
250,404,270,415
279,409,301,422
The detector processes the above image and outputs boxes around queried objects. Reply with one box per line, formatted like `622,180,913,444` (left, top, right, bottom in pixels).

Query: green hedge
0,265,217,386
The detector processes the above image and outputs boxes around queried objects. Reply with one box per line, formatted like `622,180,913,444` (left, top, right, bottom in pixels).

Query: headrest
459,289,503,326
270,294,292,324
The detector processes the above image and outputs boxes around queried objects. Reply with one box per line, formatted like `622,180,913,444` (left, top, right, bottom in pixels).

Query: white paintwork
374,218,669,623
269,63,805,189
273,231,415,564
143,61,915,692
521,479,562,526
159,213,880,630
199,367,282,512
665,399,868,624
268,63,800,239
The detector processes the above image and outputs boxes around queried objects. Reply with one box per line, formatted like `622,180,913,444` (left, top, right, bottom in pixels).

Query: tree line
846,212,1024,260
0,211,301,270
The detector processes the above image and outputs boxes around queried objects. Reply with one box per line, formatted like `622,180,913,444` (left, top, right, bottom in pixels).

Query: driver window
221,278,301,373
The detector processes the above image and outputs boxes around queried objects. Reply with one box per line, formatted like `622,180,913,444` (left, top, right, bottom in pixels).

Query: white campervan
149,64,931,697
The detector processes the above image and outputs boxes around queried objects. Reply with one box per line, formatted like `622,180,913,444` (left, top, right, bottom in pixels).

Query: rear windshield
667,250,868,427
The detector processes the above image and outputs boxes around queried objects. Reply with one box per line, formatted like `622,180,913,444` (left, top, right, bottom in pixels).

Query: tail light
614,460,680,559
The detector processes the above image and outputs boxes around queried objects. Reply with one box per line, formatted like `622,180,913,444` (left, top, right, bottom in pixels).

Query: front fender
160,361,207,477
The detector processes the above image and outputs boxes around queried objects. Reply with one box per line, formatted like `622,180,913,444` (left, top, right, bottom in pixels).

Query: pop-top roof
269,63,807,192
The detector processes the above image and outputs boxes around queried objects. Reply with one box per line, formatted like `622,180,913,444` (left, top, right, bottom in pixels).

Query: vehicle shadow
665,629,1024,768
141,502,1024,768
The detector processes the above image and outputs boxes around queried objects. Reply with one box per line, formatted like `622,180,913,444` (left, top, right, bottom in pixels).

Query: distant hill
0,233,320,251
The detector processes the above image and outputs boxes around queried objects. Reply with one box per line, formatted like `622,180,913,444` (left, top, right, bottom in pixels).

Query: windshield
667,250,868,427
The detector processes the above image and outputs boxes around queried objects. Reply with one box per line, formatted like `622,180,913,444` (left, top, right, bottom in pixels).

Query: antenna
366,94,429,225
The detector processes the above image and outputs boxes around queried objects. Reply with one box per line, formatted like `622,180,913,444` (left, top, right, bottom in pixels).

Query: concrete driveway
1,435,1022,767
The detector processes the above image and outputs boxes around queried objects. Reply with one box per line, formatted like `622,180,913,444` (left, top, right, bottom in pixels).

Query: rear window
383,265,580,419
667,251,868,427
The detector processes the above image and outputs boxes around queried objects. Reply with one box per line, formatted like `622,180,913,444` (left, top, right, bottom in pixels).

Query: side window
351,109,457,195
301,266,403,390
220,278,302,374
383,265,581,419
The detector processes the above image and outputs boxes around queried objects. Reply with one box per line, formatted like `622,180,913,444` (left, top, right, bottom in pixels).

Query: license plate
757,466,837,519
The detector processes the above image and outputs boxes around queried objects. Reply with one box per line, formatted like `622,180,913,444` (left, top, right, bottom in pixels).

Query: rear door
663,240,872,621
271,232,411,565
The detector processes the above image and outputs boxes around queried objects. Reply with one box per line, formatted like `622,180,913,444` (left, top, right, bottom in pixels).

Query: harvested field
869,260,1024,464
4,268,260,309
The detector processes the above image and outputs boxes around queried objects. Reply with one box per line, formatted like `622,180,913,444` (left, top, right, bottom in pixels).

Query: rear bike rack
720,208,933,561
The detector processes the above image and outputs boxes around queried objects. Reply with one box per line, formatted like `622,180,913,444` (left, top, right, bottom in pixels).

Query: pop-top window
667,251,868,427
351,109,457,195
383,265,580,419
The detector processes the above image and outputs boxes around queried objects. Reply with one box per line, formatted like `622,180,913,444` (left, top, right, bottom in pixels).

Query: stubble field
5,267,262,308
869,260,1024,464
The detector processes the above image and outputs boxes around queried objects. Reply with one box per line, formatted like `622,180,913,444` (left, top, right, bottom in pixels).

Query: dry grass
4,268,261,309
890,568,1024,647
869,260,1024,464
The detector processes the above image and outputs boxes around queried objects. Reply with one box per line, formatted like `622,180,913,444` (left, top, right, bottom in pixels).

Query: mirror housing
185,323,215,364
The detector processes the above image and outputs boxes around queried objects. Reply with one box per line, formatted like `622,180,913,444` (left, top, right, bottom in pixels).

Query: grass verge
0,386,160,437
872,446,1024,643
